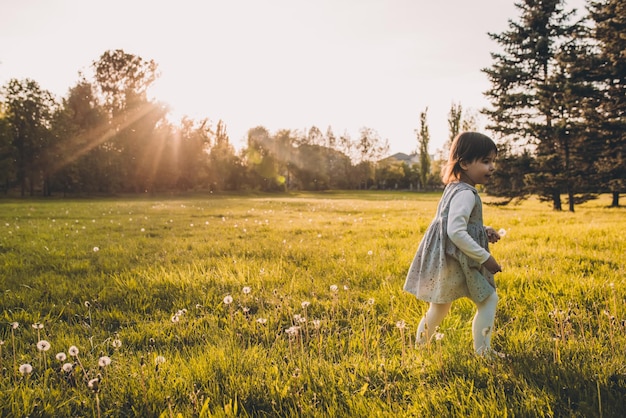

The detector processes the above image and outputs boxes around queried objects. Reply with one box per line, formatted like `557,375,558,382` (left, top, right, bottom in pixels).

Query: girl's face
459,152,496,186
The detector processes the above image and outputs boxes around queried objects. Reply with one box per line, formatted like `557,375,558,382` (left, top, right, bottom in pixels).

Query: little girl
404,131,503,356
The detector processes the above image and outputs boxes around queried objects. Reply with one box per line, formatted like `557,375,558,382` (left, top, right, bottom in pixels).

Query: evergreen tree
483,0,584,210
586,0,626,207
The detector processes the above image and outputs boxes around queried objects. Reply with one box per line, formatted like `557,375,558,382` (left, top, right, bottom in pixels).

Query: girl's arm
447,190,491,264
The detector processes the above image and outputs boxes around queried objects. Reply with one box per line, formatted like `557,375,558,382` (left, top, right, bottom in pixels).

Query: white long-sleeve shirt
446,189,490,264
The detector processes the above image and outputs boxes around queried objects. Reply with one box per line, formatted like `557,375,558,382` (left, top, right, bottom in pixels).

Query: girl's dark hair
442,132,497,184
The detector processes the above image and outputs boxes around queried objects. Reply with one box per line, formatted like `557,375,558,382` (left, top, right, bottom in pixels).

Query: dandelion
285,326,300,337
155,355,166,366
93,246,100,252
301,301,311,309
330,285,338,293
111,339,122,348
396,320,406,330
171,315,180,323
37,340,51,352
84,301,91,308
12,322,19,329
223,295,233,305
56,352,67,362
69,346,79,356
19,363,33,375
98,356,111,368
62,363,73,372
434,332,445,341
256,318,267,325
367,250,373,255
88,377,100,391
32,322,44,330
367,298,375,306
312,319,321,329
498,228,507,237
242,286,251,295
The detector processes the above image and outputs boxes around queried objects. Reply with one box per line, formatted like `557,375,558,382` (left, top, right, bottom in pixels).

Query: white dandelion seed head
32,322,44,330
98,356,112,368
367,298,375,305
343,285,349,291
93,246,100,252
498,228,507,237
68,346,79,356
84,301,91,308
330,285,338,293
62,363,73,372
242,286,251,295
434,332,445,341
242,306,250,313
19,363,33,375
56,352,67,362
88,377,99,390
256,318,267,325
223,295,233,305
155,355,166,365
171,315,180,323
285,326,300,336
11,322,19,329
367,250,373,256
312,319,322,329
37,340,51,351
301,301,310,309
395,320,407,330
112,339,122,348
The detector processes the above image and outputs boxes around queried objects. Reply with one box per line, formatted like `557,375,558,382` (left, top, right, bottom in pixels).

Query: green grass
0,192,624,417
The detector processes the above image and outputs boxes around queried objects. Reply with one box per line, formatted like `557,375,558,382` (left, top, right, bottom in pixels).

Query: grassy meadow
0,192,624,417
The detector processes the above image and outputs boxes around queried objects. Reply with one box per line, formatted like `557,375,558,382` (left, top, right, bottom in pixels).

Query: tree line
0,0,623,210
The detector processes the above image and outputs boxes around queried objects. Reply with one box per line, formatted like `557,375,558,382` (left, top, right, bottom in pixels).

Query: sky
0,0,587,155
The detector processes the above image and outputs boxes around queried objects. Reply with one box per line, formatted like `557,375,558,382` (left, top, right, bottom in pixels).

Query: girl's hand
485,226,501,243
483,256,502,274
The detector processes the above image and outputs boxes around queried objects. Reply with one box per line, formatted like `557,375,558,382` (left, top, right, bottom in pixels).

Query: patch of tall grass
0,192,624,417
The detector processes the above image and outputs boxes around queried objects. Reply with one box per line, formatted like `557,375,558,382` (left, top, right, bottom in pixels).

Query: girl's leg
472,291,499,354
416,302,452,344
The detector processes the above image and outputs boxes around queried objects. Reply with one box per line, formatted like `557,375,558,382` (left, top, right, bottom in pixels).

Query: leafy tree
49,80,113,194
90,49,163,192
208,120,239,191
483,0,584,210
0,110,14,193
1,78,57,196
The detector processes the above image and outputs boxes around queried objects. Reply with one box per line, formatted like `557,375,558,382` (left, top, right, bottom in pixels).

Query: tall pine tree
483,0,585,210
586,0,626,207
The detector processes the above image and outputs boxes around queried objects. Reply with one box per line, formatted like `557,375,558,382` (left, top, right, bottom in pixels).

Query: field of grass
0,191,624,417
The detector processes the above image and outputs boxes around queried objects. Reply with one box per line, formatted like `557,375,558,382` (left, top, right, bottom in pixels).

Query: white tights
416,292,499,354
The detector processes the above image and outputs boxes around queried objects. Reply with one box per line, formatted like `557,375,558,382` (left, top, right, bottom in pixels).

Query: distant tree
416,108,431,190
48,80,107,194
208,120,240,191
0,111,14,193
90,49,164,192
447,103,462,150
484,143,533,202
1,78,57,196
245,126,283,191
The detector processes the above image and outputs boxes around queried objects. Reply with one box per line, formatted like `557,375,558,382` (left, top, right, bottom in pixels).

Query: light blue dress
404,182,496,304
